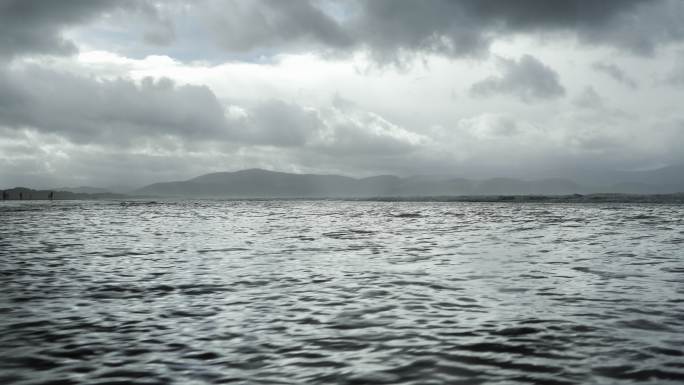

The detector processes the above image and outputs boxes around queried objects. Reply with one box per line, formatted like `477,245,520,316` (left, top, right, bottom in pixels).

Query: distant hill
560,164,684,193
134,168,684,198
1,187,126,200
3,166,683,200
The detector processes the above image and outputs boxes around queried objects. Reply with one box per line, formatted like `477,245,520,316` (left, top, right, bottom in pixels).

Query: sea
1,200,683,385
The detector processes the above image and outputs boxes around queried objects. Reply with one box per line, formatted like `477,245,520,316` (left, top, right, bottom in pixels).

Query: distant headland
1,187,126,201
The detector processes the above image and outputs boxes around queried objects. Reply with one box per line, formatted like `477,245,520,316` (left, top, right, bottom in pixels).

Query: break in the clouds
2,0,684,188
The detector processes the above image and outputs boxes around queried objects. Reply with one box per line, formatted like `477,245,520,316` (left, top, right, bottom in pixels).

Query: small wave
392,212,422,218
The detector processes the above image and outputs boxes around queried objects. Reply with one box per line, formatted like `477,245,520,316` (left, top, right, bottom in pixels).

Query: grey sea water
1,200,683,385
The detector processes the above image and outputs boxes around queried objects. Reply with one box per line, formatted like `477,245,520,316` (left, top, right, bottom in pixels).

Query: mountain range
133,166,684,198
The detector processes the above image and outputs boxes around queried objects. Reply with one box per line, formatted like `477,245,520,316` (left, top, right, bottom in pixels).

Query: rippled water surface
1,200,684,385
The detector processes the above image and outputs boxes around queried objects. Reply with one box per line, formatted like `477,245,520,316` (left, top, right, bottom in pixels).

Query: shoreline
3,192,684,204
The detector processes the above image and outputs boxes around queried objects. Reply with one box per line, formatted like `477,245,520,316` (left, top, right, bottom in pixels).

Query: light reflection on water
1,200,683,384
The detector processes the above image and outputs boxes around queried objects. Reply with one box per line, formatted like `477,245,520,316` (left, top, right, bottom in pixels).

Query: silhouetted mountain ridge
135,167,684,198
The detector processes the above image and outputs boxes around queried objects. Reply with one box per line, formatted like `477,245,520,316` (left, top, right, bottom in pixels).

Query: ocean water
1,200,683,385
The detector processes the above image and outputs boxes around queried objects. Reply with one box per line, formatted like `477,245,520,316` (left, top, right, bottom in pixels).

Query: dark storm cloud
470,55,565,102
349,0,650,59
0,67,226,145
202,0,353,53
188,0,683,60
0,0,110,58
352,0,684,57
0,0,173,59
3,1,681,62
592,62,638,88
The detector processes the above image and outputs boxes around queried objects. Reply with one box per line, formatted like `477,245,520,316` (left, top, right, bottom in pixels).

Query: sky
1,0,684,189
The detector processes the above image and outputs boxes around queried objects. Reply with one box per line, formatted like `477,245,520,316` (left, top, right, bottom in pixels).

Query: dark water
1,200,684,385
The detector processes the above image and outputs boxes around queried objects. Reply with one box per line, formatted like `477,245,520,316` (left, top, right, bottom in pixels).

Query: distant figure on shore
19,192,23,200
49,191,54,201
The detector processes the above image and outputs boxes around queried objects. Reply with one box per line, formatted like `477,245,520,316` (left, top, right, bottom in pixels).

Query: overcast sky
2,0,684,189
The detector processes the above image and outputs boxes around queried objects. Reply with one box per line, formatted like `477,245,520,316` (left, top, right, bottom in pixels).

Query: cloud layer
186,0,684,61
2,1,684,188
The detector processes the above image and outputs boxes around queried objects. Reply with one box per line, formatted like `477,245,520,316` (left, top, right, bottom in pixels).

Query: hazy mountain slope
560,164,684,193
138,169,359,198
56,186,112,194
134,166,684,198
